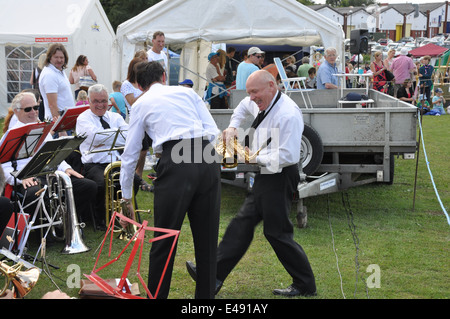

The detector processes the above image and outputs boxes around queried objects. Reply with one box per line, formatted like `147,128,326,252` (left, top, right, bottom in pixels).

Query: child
432,88,446,115
109,81,127,119
75,90,89,106
306,67,316,89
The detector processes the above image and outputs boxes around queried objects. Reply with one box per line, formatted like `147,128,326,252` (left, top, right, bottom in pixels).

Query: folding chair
273,57,313,109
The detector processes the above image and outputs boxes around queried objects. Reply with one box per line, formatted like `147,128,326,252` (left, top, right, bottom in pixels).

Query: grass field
1,115,449,300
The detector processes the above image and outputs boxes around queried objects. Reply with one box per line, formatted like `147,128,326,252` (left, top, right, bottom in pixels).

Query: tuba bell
104,161,149,240
47,171,90,254
0,261,40,298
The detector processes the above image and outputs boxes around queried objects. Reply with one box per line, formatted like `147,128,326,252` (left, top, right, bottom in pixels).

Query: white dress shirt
229,92,304,173
120,83,220,199
76,109,128,164
1,121,71,186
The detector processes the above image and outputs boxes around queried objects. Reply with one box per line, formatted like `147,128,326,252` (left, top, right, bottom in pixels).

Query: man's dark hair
136,61,165,90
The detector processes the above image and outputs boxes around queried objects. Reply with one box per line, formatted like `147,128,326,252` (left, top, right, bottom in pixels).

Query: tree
100,0,162,31
326,0,375,6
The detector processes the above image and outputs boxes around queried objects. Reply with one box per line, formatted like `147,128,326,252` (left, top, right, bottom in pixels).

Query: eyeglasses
91,99,108,104
255,55,263,59
18,105,39,112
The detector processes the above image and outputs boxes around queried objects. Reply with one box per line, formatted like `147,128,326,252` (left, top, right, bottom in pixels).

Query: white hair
11,92,36,110
324,47,337,57
88,83,108,97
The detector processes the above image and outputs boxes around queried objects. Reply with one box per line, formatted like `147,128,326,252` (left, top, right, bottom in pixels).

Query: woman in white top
120,57,143,115
69,55,97,99
120,57,152,191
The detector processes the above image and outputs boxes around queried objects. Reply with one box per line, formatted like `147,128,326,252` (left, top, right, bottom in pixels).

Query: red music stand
51,105,89,133
85,211,180,299
0,122,53,164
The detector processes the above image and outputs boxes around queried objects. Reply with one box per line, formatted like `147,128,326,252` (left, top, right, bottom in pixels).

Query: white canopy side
0,0,115,117
114,0,345,93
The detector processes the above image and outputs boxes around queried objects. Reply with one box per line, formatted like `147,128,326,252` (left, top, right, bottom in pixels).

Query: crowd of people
0,31,318,300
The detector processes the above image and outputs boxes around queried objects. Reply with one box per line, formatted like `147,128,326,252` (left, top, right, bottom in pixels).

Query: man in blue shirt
316,47,339,90
235,47,264,90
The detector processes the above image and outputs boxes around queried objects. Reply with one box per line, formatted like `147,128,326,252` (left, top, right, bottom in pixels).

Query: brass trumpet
0,261,40,298
214,135,261,168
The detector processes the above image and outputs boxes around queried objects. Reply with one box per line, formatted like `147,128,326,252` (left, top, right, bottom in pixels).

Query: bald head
246,70,278,111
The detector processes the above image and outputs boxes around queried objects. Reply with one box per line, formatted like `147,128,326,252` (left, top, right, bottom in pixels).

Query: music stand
85,128,127,155
4,136,86,283
51,105,89,133
0,122,52,255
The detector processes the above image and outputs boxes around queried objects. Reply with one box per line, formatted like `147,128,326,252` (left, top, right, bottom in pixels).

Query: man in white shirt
147,31,169,84
38,43,74,122
120,61,221,299
1,92,96,222
76,84,140,230
186,70,317,297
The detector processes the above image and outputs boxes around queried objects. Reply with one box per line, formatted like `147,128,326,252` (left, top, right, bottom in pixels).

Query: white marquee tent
0,0,115,117
114,0,345,94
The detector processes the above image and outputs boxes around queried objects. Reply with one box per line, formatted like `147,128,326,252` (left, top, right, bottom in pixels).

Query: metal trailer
210,88,418,227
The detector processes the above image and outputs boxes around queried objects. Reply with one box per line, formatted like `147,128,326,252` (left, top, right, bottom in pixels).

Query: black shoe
186,261,223,295
272,285,317,297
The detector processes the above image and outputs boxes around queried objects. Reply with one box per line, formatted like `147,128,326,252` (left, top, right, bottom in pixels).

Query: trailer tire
300,124,323,176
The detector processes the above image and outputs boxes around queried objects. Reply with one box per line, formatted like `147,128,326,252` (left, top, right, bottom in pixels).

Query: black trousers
216,164,316,294
83,163,140,227
0,196,14,236
148,138,221,299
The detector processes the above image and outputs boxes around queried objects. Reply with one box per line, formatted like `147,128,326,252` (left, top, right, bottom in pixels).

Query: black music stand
85,128,127,155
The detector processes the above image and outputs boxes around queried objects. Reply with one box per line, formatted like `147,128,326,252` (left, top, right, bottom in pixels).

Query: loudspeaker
350,29,369,54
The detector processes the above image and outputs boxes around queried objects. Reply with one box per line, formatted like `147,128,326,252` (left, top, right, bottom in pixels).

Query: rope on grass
417,111,450,226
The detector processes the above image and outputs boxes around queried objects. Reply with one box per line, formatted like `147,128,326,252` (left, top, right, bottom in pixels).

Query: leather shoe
272,285,317,297
185,261,223,295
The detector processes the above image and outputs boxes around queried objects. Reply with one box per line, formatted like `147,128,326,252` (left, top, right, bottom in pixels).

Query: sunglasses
18,105,39,112
254,55,263,59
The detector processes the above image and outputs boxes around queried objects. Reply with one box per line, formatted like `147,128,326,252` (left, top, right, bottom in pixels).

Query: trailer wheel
300,124,323,176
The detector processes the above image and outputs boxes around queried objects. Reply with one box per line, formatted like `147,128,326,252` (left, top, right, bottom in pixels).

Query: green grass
1,115,449,300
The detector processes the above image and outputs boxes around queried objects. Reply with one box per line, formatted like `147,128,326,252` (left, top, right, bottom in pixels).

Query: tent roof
116,0,344,48
0,0,113,44
409,43,448,57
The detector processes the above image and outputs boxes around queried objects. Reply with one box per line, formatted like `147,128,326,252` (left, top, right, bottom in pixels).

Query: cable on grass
417,112,450,226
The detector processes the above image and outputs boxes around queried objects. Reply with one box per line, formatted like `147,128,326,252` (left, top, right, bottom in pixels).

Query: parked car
398,36,414,43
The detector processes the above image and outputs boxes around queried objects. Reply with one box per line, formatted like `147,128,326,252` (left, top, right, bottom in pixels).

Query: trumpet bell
11,267,40,298
0,262,40,298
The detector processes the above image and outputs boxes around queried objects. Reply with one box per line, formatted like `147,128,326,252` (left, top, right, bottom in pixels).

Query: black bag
384,70,395,82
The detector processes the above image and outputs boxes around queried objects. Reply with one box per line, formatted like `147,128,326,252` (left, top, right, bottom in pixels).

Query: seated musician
0,166,14,236
75,84,140,230
0,92,97,224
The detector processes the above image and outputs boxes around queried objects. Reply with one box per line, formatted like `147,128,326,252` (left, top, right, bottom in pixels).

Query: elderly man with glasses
316,47,339,90
1,91,97,223
75,84,140,230
235,47,265,90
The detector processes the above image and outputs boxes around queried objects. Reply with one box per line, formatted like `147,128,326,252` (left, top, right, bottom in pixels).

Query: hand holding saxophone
215,128,260,168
